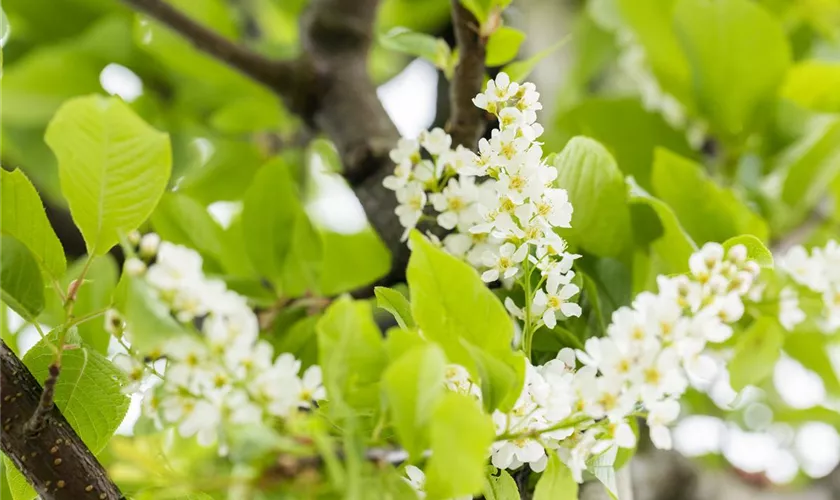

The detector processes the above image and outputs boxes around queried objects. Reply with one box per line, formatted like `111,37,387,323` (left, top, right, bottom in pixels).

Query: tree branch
447,0,487,149
119,0,301,95
1,341,123,500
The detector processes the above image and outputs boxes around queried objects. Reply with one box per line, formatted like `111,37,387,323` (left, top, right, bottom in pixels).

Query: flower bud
127,230,142,246
124,257,147,277
139,233,161,259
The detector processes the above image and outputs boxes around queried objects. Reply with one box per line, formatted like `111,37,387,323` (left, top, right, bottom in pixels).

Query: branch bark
447,0,487,149
1,341,123,500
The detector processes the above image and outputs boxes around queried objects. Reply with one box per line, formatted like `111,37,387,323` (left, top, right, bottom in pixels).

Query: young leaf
385,327,428,361
45,95,172,255
382,344,447,460
651,148,768,244
0,169,66,282
485,26,525,67
22,332,130,453
151,192,227,267
673,0,791,137
502,36,568,82
722,235,773,269
425,392,495,499
120,276,185,354
729,317,784,391
553,136,631,257
462,340,525,413
587,446,618,499
627,178,696,275
0,236,45,321
483,469,520,500
534,452,578,500
316,297,388,414
778,118,840,220
375,287,415,330
380,27,441,63
406,232,514,371
781,61,840,114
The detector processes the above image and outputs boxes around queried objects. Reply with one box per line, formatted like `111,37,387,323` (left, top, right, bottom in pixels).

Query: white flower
779,286,806,331
104,308,124,336
383,161,414,191
646,399,681,450
419,127,452,156
139,232,161,257
298,365,326,408
533,188,573,228
395,182,427,238
491,436,546,471
429,177,479,230
177,400,221,446
533,274,581,328
403,465,426,498
481,243,528,282
389,137,420,164
124,257,146,277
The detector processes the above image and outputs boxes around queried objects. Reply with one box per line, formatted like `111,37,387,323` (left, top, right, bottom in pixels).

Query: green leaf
0,169,66,282
784,331,840,396
534,452,578,500
45,95,172,255
0,236,45,321
385,327,428,361
382,344,447,459
485,26,526,67
553,136,631,257
120,276,186,354
316,297,388,414
587,446,618,499
209,96,288,134
722,235,773,269
150,193,226,268
627,178,696,275
617,0,693,107
462,340,525,413
778,118,840,219
651,148,768,244
22,332,130,452
273,315,320,370
380,27,442,62
781,61,840,113
673,0,791,138
483,469,520,500
729,317,784,391
460,0,493,24
375,287,415,330
178,139,265,205
548,98,696,192
242,158,320,296
425,392,495,499
406,232,514,372
502,36,568,83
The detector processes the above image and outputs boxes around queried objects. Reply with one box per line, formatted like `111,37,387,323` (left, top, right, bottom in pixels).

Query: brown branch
1,341,123,500
447,0,487,149
119,0,301,95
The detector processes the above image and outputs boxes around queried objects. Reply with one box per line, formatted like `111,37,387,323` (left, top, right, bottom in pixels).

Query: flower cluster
111,235,325,448
423,243,763,486
385,72,582,337
778,240,840,332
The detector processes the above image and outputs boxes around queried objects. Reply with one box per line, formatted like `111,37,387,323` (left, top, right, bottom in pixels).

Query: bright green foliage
722,235,773,269
319,229,390,295
382,344,447,459
486,27,526,67
151,193,227,271
460,0,512,26
242,158,322,297
375,286,416,329
462,341,525,413
6,331,131,500
628,179,696,275
406,232,522,410
385,327,428,361
317,297,388,414
119,276,186,354
0,169,66,282
533,452,578,500
380,27,455,76
502,37,567,83
45,95,172,255
781,61,840,113
652,148,768,244
778,118,840,223
425,392,495,500
553,136,631,257
483,469,520,500
0,236,46,321
673,0,791,138
729,317,784,391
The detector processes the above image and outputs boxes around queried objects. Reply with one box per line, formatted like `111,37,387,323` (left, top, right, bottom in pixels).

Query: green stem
522,259,535,359
495,414,592,442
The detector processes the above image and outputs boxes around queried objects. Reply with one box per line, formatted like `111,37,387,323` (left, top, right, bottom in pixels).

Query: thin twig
447,0,487,149
119,0,300,94
23,363,60,435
